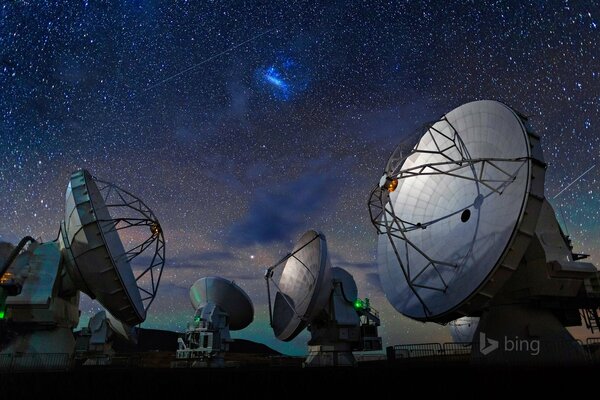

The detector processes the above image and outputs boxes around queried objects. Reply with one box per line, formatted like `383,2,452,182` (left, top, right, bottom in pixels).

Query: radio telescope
0,169,165,366
368,100,600,363
176,276,253,368
265,230,382,367
449,317,479,343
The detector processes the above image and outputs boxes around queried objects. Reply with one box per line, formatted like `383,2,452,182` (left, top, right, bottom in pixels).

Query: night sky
1,1,598,355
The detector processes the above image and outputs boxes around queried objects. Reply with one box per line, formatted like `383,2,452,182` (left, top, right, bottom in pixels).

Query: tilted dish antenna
265,230,382,367
189,276,254,331
368,100,599,363
0,169,165,364
369,100,540,321
269,230,331,342
59,169,165,325
176,276,253,367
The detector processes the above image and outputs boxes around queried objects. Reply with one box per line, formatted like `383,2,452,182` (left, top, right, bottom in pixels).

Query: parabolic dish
272,230,331,341
372,100,542,322
449,316,479,343
189,276,254,330
61,169,165,326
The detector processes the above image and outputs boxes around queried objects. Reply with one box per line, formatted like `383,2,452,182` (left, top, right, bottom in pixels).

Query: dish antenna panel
176,276,254,367
449,316,479,343
265,230,382,367
0,169,165,366
368,100,600,363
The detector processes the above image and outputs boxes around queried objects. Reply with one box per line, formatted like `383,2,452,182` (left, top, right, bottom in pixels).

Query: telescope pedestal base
304,343,356,367
193,356,225,368
1,327,75,369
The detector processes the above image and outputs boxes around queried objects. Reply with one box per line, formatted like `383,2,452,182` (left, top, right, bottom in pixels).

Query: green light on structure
0,310,5,319
354,299,363,310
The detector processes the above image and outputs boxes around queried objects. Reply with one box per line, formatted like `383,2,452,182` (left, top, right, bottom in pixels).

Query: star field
0,1,598,355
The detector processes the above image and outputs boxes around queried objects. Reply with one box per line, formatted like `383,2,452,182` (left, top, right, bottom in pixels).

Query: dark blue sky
0,1,598,354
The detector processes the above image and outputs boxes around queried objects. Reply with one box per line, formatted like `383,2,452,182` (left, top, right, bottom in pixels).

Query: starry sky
0,1,598,355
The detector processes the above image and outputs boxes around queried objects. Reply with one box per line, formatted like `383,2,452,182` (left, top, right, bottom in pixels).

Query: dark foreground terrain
0,361,596,398
3,330,598,397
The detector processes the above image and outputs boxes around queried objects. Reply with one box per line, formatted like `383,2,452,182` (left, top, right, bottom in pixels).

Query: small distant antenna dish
265,230,382,367
189,276,254,330
449,316,479,343
369,100,600,363
0,169,165,366
176,277,254,367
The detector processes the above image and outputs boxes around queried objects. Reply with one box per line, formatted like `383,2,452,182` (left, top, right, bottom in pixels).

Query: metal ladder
582,308,600,333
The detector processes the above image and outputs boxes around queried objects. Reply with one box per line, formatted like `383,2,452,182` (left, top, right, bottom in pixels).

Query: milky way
0,1,598,355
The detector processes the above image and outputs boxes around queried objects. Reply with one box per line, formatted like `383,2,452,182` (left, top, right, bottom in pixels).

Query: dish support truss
94,177,166,313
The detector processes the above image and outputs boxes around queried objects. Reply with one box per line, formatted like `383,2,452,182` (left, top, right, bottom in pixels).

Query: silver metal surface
449,316,479,343
5,242,61,306
272,230,331,341
62,170,144,325
330,267,360,326
375,100,535,320
331,267,357,304
189,276,254,330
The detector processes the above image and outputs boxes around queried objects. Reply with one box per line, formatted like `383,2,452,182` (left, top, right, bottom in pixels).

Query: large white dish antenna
189,276,254,330
369,100,544,322
271,230,331,341
60,169,165,326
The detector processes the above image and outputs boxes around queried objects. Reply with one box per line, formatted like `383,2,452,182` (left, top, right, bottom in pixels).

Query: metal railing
387,338,600,366
353,352,387,362
391,342,444,360
0,354,12,370
0,353,72,372
1,340,599,371
442,342,472,362
587,337,600,346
